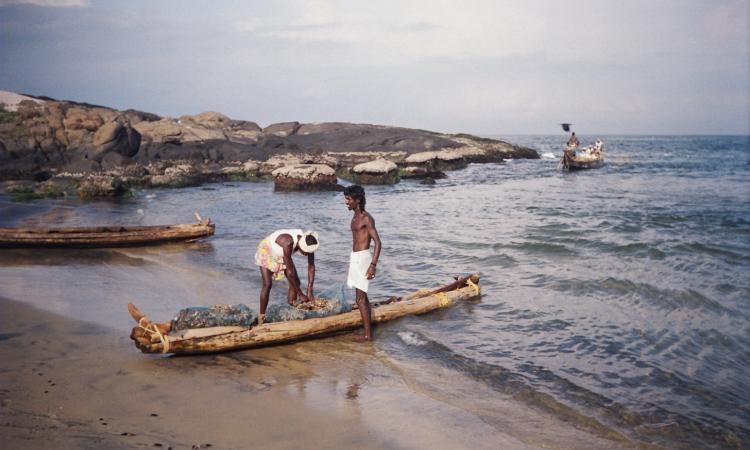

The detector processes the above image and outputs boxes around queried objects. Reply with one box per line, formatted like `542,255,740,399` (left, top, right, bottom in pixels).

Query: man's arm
306,251,315,300
277,234,308,302
365,214,382,280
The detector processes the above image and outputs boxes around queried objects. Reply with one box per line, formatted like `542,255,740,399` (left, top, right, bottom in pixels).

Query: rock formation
272,164,340,191
350,159,400,185
0,90,539,199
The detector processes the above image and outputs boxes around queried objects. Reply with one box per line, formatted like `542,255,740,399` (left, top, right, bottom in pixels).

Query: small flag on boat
560,123,572,132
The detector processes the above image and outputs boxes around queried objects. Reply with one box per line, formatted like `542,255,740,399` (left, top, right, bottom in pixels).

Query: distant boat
0,213,214,248
560,140,605,171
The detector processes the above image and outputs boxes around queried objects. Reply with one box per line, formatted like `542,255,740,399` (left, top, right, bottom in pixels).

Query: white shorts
347,250,372,293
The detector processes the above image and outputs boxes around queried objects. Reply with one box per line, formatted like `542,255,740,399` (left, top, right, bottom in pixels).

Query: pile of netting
265,283,355,323
170,304,257,331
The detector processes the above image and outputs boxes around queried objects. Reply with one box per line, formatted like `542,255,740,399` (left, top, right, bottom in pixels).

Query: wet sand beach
0,297,635,449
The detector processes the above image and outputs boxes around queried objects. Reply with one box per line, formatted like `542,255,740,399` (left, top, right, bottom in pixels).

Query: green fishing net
265,283,355,323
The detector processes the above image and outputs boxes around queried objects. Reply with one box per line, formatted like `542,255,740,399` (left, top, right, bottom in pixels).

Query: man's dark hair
344,184,366,210
305,234,317,246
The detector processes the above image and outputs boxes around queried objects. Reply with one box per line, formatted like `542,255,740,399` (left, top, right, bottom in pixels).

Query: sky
1,0,748,134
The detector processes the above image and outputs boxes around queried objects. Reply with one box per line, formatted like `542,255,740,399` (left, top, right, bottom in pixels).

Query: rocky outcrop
0,90,540,199
350,159,400,185
272,164,340,191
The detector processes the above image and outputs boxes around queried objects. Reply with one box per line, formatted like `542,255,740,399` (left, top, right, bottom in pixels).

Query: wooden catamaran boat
130,274,482,355
560,140,605,171
0,213,214,248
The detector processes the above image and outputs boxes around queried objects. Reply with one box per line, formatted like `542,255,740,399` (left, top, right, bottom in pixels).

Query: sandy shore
0,297,640,450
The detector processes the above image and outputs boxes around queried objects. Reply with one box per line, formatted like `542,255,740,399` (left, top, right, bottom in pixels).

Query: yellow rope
465,278,480,296
436,292,451,307
138,317,170,354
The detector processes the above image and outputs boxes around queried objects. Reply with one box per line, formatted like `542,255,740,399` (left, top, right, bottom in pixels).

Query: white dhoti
347,250,373,293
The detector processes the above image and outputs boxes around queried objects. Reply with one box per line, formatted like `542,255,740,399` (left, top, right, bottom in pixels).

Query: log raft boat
560,141,605,171
0,213,214,248
131,274,482,355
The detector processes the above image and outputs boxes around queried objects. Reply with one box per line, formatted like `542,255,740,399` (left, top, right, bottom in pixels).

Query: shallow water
1,135,748,448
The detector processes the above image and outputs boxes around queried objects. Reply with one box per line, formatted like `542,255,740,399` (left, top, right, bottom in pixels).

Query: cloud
0,0,89,7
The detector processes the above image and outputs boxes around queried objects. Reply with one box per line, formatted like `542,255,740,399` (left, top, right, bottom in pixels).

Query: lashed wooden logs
136,274,481,355
0,215,214,248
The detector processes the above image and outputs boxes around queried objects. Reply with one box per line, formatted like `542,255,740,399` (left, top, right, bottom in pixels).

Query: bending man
343,185,381,341
255,229,319,324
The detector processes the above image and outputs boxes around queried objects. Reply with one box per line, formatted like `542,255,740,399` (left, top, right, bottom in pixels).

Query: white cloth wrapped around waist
347,250,373,293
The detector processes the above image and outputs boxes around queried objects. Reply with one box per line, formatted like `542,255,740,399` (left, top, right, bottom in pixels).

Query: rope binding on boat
138,317,170,353
465,278,480,296
436,292,451,307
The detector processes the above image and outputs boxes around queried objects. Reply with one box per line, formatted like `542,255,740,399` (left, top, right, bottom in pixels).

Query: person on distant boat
344,185,382,342
594,139,603,155
567,132,579,148
255,229,319,324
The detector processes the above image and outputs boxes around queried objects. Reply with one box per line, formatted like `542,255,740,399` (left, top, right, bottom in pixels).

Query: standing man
567,132,580,148
343,185,382,341
254,229,319,324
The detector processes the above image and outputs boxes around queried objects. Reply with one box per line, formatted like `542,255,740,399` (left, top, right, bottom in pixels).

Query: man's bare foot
350,331,372,342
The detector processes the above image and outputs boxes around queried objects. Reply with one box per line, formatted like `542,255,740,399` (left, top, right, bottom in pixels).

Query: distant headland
0,90,538,200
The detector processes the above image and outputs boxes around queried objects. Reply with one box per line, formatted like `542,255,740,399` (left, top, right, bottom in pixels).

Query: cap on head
298,231,319,253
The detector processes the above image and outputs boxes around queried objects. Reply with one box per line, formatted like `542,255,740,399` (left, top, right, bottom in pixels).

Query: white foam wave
397,331,428,346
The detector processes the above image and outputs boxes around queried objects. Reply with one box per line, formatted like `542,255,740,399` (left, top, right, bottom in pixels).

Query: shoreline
0,296,636,449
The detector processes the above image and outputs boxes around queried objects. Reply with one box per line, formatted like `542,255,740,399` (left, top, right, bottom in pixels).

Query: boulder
63,107,103,132
92,119,141,157
272,164,340,191
150,163,200,188
179,111,231,129
326,151,407,168
264,121,300,137
231,120,262,133
76,175,130,200
134,119,183,144
399,166,446,180
351,159,400,185
259,153,304,177
403,148,467,171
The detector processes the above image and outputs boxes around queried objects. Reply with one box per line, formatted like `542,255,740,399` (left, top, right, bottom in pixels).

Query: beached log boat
560,142,605,170
130,274,482,355
0,213,214,248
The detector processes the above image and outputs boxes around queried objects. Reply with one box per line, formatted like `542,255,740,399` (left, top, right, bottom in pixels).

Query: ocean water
1,135,749,448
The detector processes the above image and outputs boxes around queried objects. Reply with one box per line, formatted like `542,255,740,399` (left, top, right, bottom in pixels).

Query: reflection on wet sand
5,298,622,449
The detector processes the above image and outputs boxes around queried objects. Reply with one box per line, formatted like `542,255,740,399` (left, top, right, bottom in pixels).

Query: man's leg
259,267,273,320
284,267,300,305
355,289,372,341
287,284,297,306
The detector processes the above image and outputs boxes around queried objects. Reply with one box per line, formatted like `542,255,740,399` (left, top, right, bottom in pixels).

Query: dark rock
32,171,52,182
